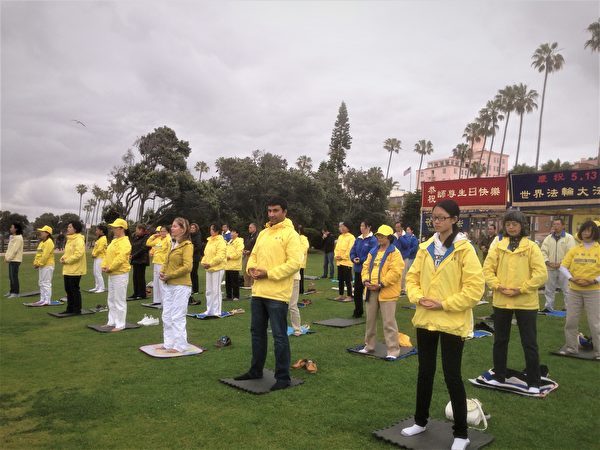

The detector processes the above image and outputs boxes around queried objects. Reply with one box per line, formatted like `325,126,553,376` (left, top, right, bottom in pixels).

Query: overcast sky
1,0,598,221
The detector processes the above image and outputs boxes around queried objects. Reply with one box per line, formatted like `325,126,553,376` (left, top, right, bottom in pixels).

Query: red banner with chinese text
421,177,508,209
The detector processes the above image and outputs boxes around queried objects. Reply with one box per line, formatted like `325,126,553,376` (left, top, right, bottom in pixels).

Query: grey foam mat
88,323,141,332
48,309,96,318
373,418,494,449
550,347,598,361
327,297,353,303
220,369,303,394
313,318,365,328
141,302,163,309
347,342,417,360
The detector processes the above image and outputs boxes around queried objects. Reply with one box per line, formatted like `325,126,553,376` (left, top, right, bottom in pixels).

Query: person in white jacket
540,218,576,312
4,222,24,298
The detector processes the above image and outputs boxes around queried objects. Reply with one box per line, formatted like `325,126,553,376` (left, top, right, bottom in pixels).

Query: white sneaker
451,437,470,450
8,293,18,298
95,289,106,294
88,288,98,293
137,315,150,325
401,424,426,436
358,347,370,354
527,386,540,394
145,317,159,326
385,354,398,361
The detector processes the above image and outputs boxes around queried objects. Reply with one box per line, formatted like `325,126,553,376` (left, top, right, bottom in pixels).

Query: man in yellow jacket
225,227,244,301
235,196,303,391
102,218,132,331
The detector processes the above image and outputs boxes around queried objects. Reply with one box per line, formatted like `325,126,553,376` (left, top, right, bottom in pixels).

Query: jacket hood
264,217,294,230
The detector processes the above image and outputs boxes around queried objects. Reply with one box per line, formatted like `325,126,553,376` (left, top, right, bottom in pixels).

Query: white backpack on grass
445,398,489,430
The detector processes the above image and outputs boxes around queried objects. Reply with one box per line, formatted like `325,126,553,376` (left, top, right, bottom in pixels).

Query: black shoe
270,381,291,391
233,372,262,381
60,310,72,315
127,295,138,300
541,308,552,313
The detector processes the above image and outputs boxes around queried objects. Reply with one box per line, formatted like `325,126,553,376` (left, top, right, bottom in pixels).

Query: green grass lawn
1,251,598,449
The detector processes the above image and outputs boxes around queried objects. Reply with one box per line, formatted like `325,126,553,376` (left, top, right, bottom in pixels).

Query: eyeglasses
432,216,451,222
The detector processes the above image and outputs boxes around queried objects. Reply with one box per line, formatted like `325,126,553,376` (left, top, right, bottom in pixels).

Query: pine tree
327,102,352,173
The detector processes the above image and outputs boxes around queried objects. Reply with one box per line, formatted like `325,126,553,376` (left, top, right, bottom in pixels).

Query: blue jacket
407,234,419,259
349,234,378,273
394,234,416,260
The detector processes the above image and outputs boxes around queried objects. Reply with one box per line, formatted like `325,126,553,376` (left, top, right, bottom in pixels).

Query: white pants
289,279,301,332
38,266,54,304
93,258,105,291
401,258,414,292
152,264,164,304
107,273,128,329
162,283,191,352
205,270,224,316
544,268,570,310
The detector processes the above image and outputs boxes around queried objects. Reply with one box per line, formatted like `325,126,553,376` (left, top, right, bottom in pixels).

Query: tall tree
462,121,483,179
90,184,103,225
585,18,600,52
0,211,29,234
342,167,391,227
452,143,472,180
495,85,516,175
531,42,565,169
469,161,486,178
484,99,504,176
383,138,402,179
75,184,88,219
540,158,572,172
511,163,537,174
33,213,60,232
194,161,209,181
295,155,313,174
414,139,434,190
400,190,421,236
327,101,352,174
512,83,538,168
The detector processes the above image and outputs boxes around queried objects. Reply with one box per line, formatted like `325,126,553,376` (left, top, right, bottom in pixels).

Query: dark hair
433,199,460,248
209,223,220,233
386,235,395,244
577,220,599,241
361,220,372,229
341,221,351,231
230,226,239,234
395,221,402,227
266,195,288,211
297,224,304,235
488,223,497,231
502,210,529,237
97,224,108,236
136,223,147,231
190,222,199,231
11,222,23,235
552,218,564,225
69,221,83,233
405,226,413,233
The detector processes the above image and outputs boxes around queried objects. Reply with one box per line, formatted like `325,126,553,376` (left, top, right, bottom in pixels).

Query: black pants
353,271,364,317
493,306,541,387
415,328,468,439
225,270,240,299
338,265,353,296
191,260,200,293
64,275,82,313
8,261,20,294
299,268,305,294
132,264,147,298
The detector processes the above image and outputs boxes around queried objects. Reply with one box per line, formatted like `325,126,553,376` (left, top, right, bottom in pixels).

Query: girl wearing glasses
402,199,484,450
482,210,547,393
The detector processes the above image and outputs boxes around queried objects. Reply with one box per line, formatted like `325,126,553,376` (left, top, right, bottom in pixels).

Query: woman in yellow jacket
225,227,244,301
159,217,193,353
360,224,404,360
90,224,108,293
334,222,355,301
297,225,310,294
483,210,547,393
560,220,600,359
146,226,170,305
201,224,227,316
402,200,484,450
32,225,55,306
102,219,132,331
60,221,87,315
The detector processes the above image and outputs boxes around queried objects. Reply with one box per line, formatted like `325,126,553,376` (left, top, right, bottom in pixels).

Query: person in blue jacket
349,220,378,318
403,226,419,294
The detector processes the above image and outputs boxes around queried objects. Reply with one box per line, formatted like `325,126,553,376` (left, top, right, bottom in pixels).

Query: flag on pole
403,167,412,176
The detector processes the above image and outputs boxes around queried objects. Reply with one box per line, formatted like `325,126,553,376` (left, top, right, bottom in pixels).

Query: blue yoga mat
472,330,493,339
540,310,566,318
287,326,314,336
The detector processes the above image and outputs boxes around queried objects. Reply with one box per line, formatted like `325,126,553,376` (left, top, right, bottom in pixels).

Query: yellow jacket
4,235,23,263
225,237,244,271
334,232,356,267
483,237,548,310
91,235,107,259
407,235,485,338
361,246,404,301
247,218,303,302
299,235,310,269
147,234,170,265
161,240,193,285
201,235,226,272
33,239,55,267
102,236,131,275
561,242,600,291
62,233,87,276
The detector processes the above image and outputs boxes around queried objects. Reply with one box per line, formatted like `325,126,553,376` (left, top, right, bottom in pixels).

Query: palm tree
76,184,88,220
469,161,486,178
481,100,504,176
475,111,490,167
296,155,313,173
194,161,209,181
585,18,600,52
531,42,565,169
495,85,516,176
452,143,472,180
462,121,483,179
383,138,402,179
414,139,434,189
512,83,538,168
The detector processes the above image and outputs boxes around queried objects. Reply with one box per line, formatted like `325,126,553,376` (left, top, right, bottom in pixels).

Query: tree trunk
478,136,487,166
497,111,511,176
515,113,524,168
535,68,549,170
458,160,463,180
485,133,497,176
78,195,83,220
416,154,424,190
385,150,393,179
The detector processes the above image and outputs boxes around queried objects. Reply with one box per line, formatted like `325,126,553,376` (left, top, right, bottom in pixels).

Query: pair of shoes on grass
291,359,317,373
137,315,159,326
